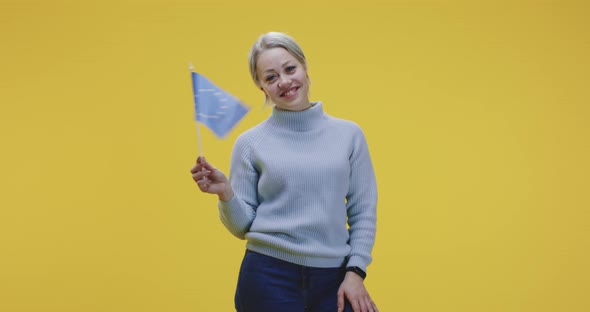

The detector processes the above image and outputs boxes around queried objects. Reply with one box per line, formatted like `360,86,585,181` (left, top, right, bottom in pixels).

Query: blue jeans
235,250,353,312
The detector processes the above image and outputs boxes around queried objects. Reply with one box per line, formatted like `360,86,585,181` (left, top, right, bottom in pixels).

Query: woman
191,32,379,312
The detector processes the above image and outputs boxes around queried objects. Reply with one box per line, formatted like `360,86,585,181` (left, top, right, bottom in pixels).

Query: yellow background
1,0,589,311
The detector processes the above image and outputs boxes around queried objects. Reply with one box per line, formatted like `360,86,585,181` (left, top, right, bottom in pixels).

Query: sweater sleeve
345,126,378,272
217,135,259,239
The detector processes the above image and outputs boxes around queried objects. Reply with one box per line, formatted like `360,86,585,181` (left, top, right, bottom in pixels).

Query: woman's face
256,48,310,111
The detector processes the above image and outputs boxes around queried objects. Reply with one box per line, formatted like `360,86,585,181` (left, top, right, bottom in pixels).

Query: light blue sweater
218,102,377,272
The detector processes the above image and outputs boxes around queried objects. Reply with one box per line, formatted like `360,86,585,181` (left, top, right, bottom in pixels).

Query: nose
277,76,291,88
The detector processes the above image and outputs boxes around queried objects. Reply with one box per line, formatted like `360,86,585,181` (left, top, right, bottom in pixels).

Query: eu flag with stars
191,72,249,138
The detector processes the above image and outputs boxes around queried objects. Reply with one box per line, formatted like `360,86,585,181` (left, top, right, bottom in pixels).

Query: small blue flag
191,71,249,138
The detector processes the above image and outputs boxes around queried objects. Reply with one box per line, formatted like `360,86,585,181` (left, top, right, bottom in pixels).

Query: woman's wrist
218,186,234,202
345,266,367,280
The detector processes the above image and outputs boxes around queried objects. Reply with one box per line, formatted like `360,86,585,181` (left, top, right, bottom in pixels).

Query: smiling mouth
280,87,299,97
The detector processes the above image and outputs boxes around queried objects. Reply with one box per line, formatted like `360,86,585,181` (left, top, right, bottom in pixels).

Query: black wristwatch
345,266,367,280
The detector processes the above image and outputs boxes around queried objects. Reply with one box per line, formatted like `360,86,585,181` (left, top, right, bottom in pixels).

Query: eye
285,65,296,73
265,74,277,83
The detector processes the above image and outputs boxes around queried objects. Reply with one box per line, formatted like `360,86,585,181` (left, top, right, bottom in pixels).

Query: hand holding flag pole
189,64,249,157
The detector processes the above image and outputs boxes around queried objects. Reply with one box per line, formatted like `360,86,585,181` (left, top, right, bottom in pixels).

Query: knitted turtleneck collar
268,102,325,132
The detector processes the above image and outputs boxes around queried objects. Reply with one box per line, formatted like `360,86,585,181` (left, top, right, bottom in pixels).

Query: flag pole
196,117,204,157
190,63,204,157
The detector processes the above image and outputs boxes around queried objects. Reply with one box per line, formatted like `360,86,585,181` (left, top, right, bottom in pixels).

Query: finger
192,162,212,174
191,158,211,173
337,289,345,312
201,161,216,172
350,299,360,312
367,297,377,312
198,156,216,169
364,295,375,312
192,170,211,181
196,179,209,192
362,296,374,312
358,298,368,312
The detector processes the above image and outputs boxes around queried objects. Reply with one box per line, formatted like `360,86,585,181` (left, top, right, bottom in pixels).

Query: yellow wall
1,0,589,311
